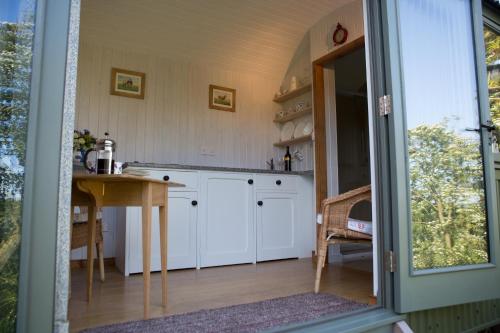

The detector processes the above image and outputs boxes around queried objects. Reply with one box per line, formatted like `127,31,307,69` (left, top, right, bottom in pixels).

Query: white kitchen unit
114,167,314,275
199,172,255,267
256,191,298,261
115,191,198,275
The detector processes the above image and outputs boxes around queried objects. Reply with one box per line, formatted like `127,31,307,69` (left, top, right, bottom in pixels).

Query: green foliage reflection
485,25,500,140
410,123,488,270
0,12,35,331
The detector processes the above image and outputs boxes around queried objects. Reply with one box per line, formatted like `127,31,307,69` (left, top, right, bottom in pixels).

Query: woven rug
80,293,368,333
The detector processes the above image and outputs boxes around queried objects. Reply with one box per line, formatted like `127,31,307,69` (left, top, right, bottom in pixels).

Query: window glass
0,0,36,330
399,0,489,270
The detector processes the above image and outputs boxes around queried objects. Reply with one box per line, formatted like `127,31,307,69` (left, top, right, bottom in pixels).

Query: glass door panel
0,0,36,330
381,0,500,312
399,0,489,271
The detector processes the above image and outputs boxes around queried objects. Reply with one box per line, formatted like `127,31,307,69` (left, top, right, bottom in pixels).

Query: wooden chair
314,185,371,293
70,208,105,282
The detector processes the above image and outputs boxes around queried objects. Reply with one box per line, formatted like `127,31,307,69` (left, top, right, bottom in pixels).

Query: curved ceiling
80,0,355,78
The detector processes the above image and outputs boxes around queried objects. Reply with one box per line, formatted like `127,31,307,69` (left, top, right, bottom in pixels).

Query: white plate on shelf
281,121,295,141
303,119,313,136
294,120,307,139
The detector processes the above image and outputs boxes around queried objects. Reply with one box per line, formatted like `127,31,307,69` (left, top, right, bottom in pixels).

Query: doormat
79,293,368,333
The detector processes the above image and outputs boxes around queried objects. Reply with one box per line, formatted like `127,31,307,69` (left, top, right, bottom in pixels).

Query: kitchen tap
266,158,274,170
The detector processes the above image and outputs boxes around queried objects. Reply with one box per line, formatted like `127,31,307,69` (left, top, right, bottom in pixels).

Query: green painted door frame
15,0,77,332
18,0,401,332
12,0,500,332
12,0,403,332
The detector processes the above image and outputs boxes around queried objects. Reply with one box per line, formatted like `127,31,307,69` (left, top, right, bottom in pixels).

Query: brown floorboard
69,257,372,332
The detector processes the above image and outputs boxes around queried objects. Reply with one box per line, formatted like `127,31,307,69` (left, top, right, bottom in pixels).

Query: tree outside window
484,25,500,141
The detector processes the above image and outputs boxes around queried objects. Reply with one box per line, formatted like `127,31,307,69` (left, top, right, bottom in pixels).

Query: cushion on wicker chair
317,214,372,237
347,218,372,235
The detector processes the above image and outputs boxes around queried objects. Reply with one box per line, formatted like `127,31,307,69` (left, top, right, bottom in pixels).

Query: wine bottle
284,146,292,171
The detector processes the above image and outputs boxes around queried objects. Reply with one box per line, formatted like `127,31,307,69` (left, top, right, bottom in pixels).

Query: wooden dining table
71,174,184,318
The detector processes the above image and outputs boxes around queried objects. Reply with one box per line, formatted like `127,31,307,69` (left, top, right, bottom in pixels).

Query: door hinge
379,95,392,116
385,250,397,272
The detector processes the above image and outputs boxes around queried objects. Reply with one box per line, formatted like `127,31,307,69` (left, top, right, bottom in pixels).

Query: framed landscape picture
209,84,236,112
110,67,146,99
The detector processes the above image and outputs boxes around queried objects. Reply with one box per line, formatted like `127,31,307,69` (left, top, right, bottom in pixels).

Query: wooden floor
69,258,373,332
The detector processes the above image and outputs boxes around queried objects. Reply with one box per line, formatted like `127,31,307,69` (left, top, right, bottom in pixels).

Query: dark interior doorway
333,47,371,221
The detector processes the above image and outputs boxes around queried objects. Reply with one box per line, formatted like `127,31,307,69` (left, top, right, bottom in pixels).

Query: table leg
86,205,97,302
142,183,152,318
159,187,168,307
97,240,105,282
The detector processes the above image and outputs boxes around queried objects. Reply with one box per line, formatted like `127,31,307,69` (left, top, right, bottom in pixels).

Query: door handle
163,175,170,181
191,200,198,206
276,180,282,186
257,201,263,206
248,179,254,185
466,122,496,133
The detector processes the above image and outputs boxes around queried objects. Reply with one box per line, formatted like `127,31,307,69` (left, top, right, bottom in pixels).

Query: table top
72,174,185,187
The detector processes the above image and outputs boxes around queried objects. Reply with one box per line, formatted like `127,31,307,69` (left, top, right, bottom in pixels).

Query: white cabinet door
200,173,255,267
166,192,198,269
256,192,298,261
127,191,197,273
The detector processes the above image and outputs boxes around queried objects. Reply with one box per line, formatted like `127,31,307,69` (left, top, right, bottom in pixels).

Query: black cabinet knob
248,179,254,185
191,200,198,206
257,201,263,206
163,175,170,181
276,180,282,186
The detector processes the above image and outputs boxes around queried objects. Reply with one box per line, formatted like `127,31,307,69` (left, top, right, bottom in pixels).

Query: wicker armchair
314,185,371,293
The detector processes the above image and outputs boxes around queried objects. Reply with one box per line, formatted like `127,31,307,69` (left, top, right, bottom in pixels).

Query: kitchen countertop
127,162,314,176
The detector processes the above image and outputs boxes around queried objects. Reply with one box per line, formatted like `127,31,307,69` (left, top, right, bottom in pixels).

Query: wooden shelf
273,84,312,103
273,134,312,147
273,107,312,123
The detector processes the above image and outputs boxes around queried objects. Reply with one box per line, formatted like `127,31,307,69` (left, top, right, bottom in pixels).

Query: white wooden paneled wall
75,0,363,172
309,0,364,61
75,40,317,170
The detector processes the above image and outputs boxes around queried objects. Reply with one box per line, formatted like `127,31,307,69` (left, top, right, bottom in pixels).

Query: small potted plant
73,129,96,163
